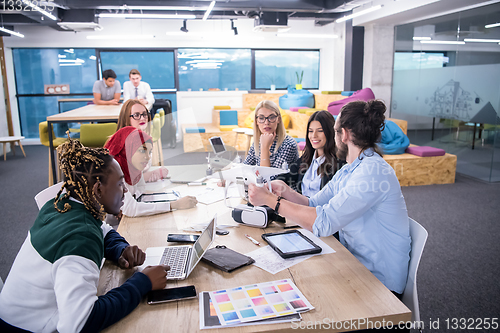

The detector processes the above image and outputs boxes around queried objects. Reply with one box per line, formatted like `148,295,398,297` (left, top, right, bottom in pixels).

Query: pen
187,182,207,186
245,234,260,246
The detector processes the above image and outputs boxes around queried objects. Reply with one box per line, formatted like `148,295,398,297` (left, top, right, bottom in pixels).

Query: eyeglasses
256,114,278,124
130,112,149,120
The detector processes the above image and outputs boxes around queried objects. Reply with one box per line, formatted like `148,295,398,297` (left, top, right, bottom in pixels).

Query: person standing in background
93,69,121,105
123,69,155,112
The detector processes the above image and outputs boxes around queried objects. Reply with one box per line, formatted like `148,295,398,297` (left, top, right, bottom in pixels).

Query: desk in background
46,104,122,184
99,183,411,332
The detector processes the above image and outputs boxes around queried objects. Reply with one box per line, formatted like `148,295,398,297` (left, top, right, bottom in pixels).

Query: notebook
138,215,216,280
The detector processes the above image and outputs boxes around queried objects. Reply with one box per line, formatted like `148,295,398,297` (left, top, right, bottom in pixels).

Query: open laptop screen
187,215,216,276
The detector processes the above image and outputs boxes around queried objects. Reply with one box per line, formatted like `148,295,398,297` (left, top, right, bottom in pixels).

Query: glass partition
391,4,500,182
13,48,97,138
177,48,251,91
99,50,176,90
255,50,320,90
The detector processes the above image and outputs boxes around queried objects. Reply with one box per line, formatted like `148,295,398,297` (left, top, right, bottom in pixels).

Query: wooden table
99,183,411,332
46,104,121,182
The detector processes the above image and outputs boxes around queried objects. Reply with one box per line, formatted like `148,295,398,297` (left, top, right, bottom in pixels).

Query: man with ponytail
249,100,411,300
0,136,170,333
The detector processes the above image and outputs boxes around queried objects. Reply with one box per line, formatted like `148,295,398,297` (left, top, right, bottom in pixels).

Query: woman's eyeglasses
256,114,278,124
130,112,149,120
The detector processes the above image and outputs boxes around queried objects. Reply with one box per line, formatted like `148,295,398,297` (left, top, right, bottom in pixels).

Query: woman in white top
105,126,197,217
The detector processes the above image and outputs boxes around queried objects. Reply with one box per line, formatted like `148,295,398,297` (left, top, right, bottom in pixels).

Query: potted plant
264,74,276,91
295,71,304,90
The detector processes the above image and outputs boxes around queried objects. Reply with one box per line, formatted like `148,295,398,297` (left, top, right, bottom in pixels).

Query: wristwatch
274,196,283,214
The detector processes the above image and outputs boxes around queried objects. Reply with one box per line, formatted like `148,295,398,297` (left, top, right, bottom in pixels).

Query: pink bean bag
327,88,375,116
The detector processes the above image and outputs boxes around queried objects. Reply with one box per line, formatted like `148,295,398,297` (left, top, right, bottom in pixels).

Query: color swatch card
208,279,314,326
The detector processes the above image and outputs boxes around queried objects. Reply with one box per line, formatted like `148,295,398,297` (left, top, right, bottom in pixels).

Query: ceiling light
64,49,74,53
97,13,196,19
86,35,155,40
485,22,500,29
59,63,83,66
231,19,238,35
413,37,431,41
277,33,338,39
111,6,200,11
89,55,97,60
420,40,465,45
180,20,188,33
464,38,500,43
22,0,57,20
336,5,383,23
203,1,215,21
0,27,24,38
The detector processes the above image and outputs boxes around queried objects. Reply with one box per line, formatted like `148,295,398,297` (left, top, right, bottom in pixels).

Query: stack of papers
199,279,313,329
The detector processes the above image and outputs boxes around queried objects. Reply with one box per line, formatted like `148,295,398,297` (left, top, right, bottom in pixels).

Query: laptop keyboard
161,246,190,278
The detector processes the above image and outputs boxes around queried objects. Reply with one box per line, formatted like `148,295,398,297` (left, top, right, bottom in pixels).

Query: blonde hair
116,99,151,134
253,100,286,156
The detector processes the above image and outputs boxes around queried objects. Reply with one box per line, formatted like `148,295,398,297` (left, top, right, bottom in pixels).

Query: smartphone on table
167,234,199,243
147,285,197,304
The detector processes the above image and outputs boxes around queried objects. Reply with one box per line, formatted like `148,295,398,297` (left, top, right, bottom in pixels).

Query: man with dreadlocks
0,136,170,333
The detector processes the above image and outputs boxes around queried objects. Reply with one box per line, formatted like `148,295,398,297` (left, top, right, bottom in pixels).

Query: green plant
295,70,304,84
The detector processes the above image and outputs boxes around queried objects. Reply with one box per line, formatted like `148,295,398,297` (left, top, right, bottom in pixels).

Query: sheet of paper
195,185,241,205
199,292,301,330
246,229,335,275
207,279,313,326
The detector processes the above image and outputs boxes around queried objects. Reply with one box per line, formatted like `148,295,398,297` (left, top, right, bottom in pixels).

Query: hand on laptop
118,245,146,269
143,265,170,290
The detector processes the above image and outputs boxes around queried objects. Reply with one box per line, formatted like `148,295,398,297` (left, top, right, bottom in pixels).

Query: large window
99,50,176,90
178,48,251,91
13,48,97,138
255,50,320,90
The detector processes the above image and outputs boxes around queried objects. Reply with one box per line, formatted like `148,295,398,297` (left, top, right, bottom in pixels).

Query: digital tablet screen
210,137,225,154
138,192,179,203
265,232,315,253
262,230,322,259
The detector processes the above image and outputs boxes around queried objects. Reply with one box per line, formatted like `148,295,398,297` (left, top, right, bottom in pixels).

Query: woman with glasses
277,110,342,195
244,100,299,173
115,99,168,183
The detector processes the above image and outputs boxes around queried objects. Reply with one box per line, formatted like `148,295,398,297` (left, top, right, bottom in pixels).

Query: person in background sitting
244,100,299,173
105,126,197,217
93,69,121,105
0,137,169,332
277,110,342,195
123,69,155,112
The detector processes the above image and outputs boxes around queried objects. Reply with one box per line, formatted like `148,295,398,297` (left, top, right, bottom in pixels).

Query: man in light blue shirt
248,100,411,296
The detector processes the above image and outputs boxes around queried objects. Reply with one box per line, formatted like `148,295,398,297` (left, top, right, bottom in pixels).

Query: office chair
35,181,65,210
79,123,116,148
402,218,428,332
39,121,67,186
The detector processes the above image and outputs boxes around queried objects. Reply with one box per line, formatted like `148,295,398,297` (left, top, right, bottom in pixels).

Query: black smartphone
167,233,199,243
147,285,197,305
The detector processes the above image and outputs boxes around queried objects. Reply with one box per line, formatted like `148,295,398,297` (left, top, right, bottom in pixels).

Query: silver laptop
139,215,216,280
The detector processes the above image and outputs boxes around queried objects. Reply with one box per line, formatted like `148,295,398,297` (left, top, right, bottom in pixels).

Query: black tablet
261,230,322,259
137,191,179,203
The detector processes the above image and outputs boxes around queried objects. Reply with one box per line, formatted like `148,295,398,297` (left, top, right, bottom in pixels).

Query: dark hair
338,99,386,156
129,69,141,76
300,110,339,177
103,69,117,80
55,135,115,220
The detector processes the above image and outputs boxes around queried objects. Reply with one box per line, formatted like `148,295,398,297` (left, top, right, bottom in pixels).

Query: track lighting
180,19,188,33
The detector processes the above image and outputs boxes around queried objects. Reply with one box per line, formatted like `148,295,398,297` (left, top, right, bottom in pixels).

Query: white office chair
402,217,428,332
35,181,65,210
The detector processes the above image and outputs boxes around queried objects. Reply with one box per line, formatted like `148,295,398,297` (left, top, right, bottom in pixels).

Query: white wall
3,18,344,137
